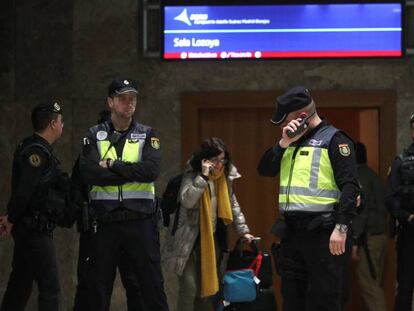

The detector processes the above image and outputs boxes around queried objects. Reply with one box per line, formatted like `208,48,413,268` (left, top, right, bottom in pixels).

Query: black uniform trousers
278,224,351,311
74,231,145,311
0,225,60,311
395,226,414,311
86,214,169,311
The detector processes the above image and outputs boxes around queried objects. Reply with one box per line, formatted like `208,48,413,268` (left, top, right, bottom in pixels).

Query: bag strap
248,252,263,276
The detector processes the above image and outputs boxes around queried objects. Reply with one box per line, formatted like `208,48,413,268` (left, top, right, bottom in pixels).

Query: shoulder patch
96,131,108,141
338,144,351,157
28,153,42,167
151,137,160,150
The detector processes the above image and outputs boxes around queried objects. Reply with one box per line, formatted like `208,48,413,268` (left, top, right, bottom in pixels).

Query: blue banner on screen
163,3,403,60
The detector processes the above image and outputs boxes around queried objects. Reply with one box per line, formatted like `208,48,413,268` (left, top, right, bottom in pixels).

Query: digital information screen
163,3,403,60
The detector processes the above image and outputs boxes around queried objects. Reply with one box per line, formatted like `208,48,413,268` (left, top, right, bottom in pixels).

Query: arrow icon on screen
175,8,192,26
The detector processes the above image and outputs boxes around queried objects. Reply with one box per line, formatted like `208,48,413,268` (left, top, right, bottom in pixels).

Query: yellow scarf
199,169,233,298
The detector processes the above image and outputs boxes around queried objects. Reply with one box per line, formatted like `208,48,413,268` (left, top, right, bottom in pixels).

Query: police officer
72,110,144,311
79,78,169,311
0,102,65,311
386,113,414,311
258,86,359,311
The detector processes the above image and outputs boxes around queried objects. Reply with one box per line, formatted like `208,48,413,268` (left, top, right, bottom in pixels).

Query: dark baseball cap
271,86,313,125
107,78,138,96
32,102,62,115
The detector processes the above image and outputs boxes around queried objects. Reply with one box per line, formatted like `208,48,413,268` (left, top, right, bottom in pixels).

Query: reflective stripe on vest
279,128,340,213
90,139,155,201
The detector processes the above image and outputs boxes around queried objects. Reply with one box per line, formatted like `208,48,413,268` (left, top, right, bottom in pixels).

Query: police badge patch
338,144,351,157
96,131,108,141
151,137,160,149
28,154,42,167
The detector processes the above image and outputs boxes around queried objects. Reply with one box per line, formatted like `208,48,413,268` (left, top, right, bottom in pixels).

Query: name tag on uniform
300,151,309,156
131,133,146,140
129,133,146,143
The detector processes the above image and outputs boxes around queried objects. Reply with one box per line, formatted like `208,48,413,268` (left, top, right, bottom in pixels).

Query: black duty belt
97,209,151,223
20,215,55,233
284,213,334,231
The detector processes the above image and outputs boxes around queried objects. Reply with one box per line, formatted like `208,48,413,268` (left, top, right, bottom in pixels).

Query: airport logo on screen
174,8,270,27
163,4,403,60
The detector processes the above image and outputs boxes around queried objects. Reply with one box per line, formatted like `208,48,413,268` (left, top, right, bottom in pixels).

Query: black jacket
386,142,414,224
7,134,65,224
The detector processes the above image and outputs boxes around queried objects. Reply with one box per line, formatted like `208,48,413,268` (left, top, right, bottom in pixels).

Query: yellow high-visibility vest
279,125,341,213
89,125,155,207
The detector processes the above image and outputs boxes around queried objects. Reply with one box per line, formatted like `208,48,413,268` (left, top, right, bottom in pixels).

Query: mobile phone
287,118,308,138
286,110,316,138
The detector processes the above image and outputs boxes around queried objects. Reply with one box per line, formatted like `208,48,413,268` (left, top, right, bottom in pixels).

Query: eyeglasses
210,158,227,164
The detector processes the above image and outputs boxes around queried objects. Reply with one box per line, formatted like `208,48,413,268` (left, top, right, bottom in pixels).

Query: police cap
32,102,62,115
108,78,138,97
271,86,312,125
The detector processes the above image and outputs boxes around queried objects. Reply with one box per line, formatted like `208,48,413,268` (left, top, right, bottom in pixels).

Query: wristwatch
335,224,348,234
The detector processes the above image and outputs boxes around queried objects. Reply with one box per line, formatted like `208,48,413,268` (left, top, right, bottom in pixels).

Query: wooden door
181,90,396,311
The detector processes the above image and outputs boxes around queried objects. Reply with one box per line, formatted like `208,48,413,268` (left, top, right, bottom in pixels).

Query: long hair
189,137,231,175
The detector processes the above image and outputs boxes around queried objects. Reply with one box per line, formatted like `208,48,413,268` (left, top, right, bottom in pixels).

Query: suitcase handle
234,237,262,255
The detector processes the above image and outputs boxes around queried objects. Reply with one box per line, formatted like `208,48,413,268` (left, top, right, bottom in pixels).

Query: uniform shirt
80,120,161,213
7,134,56,224
257,119,359,226
386,142,414,223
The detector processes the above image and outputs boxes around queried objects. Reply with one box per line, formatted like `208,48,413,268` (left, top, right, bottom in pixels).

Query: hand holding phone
286,110,316,139
287,118,308,138
201,159,213,176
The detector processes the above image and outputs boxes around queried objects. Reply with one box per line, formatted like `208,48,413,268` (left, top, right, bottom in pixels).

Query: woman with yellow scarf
162,137,253,311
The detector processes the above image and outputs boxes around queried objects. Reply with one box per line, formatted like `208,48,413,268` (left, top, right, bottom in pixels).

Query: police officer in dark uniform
72,110,144,311
0,102,66,311
79,78,169,311
258,87,360,311
386,113,414,311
